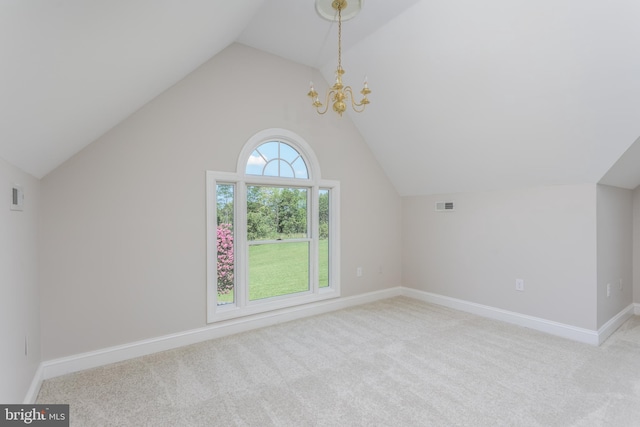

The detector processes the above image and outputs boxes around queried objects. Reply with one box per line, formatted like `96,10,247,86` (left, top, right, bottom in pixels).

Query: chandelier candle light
308,0,371,116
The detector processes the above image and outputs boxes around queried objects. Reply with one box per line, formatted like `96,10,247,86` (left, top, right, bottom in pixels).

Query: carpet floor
37,297,640,426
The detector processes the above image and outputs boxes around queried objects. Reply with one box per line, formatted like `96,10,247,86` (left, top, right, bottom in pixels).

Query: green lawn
217,239,328,304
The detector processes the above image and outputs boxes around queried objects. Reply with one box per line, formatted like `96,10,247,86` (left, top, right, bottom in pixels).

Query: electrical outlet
618,278,623,290
356,267,362,277
606,283,611,297
515,279,524,291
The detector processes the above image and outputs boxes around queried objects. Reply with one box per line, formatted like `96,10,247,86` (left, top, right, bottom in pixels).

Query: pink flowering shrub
217,223,234,294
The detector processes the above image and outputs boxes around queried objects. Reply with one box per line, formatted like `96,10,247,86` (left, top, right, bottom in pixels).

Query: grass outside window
218,239,328,304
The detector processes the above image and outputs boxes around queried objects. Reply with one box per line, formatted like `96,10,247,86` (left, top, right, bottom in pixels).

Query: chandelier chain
337,5,342,71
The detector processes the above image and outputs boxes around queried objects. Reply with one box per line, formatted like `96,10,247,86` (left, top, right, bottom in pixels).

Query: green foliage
247,186,308,241
217,184,330,240
218,239,329,303
319,190,329,239
215,184,332,305
216,184,234,226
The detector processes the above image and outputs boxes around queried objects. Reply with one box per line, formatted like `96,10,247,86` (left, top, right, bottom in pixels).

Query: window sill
207,288,340,323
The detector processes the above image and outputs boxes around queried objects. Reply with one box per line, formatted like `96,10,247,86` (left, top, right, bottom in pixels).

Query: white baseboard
23,364,44,404
39,287,403,382
399,287,602,345
597,304,636,345
26,286,636,403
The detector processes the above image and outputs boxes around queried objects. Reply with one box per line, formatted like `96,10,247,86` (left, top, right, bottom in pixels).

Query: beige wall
634,186,640,304
39,43,402,360
402,185,598,329
0,158,40,402
596,185,633,328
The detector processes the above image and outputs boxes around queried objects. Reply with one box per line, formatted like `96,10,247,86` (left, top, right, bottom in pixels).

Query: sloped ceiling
2,0,640,195
599,135,640,190
0,0,265,178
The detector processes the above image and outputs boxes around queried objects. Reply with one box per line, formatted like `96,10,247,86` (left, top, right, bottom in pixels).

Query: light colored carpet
37,297,640,426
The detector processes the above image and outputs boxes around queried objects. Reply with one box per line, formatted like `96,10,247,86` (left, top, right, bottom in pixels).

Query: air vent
11,184,24,211
435,201,455,212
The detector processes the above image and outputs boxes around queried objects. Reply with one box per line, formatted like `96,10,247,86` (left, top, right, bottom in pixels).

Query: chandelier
307,0,371,116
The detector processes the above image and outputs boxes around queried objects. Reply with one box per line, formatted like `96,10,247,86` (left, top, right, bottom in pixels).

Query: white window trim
206,129,340,323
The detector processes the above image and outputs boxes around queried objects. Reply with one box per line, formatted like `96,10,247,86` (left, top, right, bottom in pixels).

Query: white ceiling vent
435,201,455,212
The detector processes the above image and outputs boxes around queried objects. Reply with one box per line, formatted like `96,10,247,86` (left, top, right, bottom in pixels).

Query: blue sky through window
246,141,308,178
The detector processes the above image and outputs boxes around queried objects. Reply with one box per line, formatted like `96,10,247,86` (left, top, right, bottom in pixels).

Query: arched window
206,129,340,322
246,141,309,179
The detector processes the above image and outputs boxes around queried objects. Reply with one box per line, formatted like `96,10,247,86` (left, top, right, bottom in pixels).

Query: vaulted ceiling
2,0,640,195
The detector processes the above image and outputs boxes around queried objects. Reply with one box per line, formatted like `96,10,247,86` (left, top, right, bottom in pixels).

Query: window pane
319,189,330,288
216,184,235,305
293,158,308,179
246,151,266,175
278,159,295,178
259,141,279,162
245,141,309,179
247,186,308,241
279,143,298,163
249,241,310,301
263,160,279,177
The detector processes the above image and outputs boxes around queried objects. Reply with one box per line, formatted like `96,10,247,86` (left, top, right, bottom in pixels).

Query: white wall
596,185,633,328
39,43,402,361
634,186,640,304
0,157,40,402
402,185,598,329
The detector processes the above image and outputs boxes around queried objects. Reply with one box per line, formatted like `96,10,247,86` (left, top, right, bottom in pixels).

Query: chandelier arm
343,87,367,112
314,89,335,115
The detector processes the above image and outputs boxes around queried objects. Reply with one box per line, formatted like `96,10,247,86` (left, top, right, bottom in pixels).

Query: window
207,129,340,322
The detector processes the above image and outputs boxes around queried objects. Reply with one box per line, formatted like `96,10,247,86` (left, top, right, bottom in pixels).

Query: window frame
206,129,340,323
